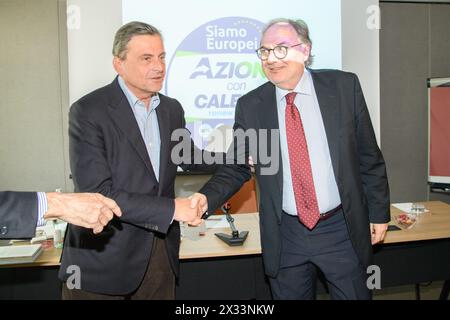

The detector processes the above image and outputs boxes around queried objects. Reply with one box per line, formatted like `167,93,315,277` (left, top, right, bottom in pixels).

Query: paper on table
205,216,230,229
392,203,429,214
0,244,42,263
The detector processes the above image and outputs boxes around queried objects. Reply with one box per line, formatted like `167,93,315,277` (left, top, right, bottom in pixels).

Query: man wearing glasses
192,19,390,299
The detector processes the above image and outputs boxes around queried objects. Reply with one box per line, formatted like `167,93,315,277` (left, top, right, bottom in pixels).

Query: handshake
173,193,208,226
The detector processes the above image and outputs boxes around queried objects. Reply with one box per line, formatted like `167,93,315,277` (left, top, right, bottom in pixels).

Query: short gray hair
262,18,314,67
112,21,162,59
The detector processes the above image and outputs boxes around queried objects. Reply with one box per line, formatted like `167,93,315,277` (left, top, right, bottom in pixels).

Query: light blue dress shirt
276,69,341,215
118,76,161,181
37,192,47,226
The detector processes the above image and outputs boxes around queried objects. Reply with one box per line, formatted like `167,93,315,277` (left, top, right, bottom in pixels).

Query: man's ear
302,45,311,63
112,56,122,74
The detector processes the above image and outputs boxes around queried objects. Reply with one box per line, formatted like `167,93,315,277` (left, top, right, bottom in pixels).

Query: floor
316,281,446,300
373,281,445,300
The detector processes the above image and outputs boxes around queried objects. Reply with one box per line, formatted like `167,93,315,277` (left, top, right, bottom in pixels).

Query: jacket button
1,226,8,235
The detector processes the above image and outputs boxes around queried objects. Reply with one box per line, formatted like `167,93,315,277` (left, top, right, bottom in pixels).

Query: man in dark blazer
59,21,216,299
193,19,390,299
0,191,121,238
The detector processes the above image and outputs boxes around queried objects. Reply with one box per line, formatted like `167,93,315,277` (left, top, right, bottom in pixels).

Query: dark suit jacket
59,77,217,295
0,191,38,239
200,69,390,277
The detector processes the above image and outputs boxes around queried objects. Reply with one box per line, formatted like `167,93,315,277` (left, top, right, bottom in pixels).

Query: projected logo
165,17,266,148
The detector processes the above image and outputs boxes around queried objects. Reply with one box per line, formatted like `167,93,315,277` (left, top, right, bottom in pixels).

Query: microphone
214,202,249,246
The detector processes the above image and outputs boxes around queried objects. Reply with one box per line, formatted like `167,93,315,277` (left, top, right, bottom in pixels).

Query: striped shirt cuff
37,192,48,227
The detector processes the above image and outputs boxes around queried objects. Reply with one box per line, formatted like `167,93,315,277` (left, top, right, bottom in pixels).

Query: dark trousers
269,209,371,300
62,236,175,300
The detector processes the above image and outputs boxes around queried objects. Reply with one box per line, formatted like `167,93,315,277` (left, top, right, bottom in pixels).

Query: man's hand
189,193,208,217
174,197,204,226
187,193,208,226
44,193,122,234
370,223,388,245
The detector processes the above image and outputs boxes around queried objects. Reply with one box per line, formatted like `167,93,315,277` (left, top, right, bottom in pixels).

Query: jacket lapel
257,83,284,218
106,78,158,183
156,97,171,195
310,70,340,184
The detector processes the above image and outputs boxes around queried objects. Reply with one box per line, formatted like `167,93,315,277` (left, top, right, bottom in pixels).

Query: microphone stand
214,203,249,246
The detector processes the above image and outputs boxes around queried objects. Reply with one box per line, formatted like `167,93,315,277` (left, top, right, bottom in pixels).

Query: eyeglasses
255,43,303,61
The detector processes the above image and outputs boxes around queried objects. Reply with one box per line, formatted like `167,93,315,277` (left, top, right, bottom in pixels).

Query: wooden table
179,213,261,259
384,201,450,244
25,201,450,262
4,201,450,266
376,201,450,299
1,213,262,268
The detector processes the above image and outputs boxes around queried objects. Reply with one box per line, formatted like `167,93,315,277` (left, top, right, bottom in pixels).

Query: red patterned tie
285,92,320,229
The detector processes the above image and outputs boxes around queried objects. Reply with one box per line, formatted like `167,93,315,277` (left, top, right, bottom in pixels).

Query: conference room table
0,201,449,299
178,201,450,299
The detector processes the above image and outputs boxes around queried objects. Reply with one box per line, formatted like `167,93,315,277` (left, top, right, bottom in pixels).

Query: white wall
67,0,122,104
342,0,380,144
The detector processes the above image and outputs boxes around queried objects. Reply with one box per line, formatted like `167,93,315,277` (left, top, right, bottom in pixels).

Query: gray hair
262,18,314,67
112,21,162,59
